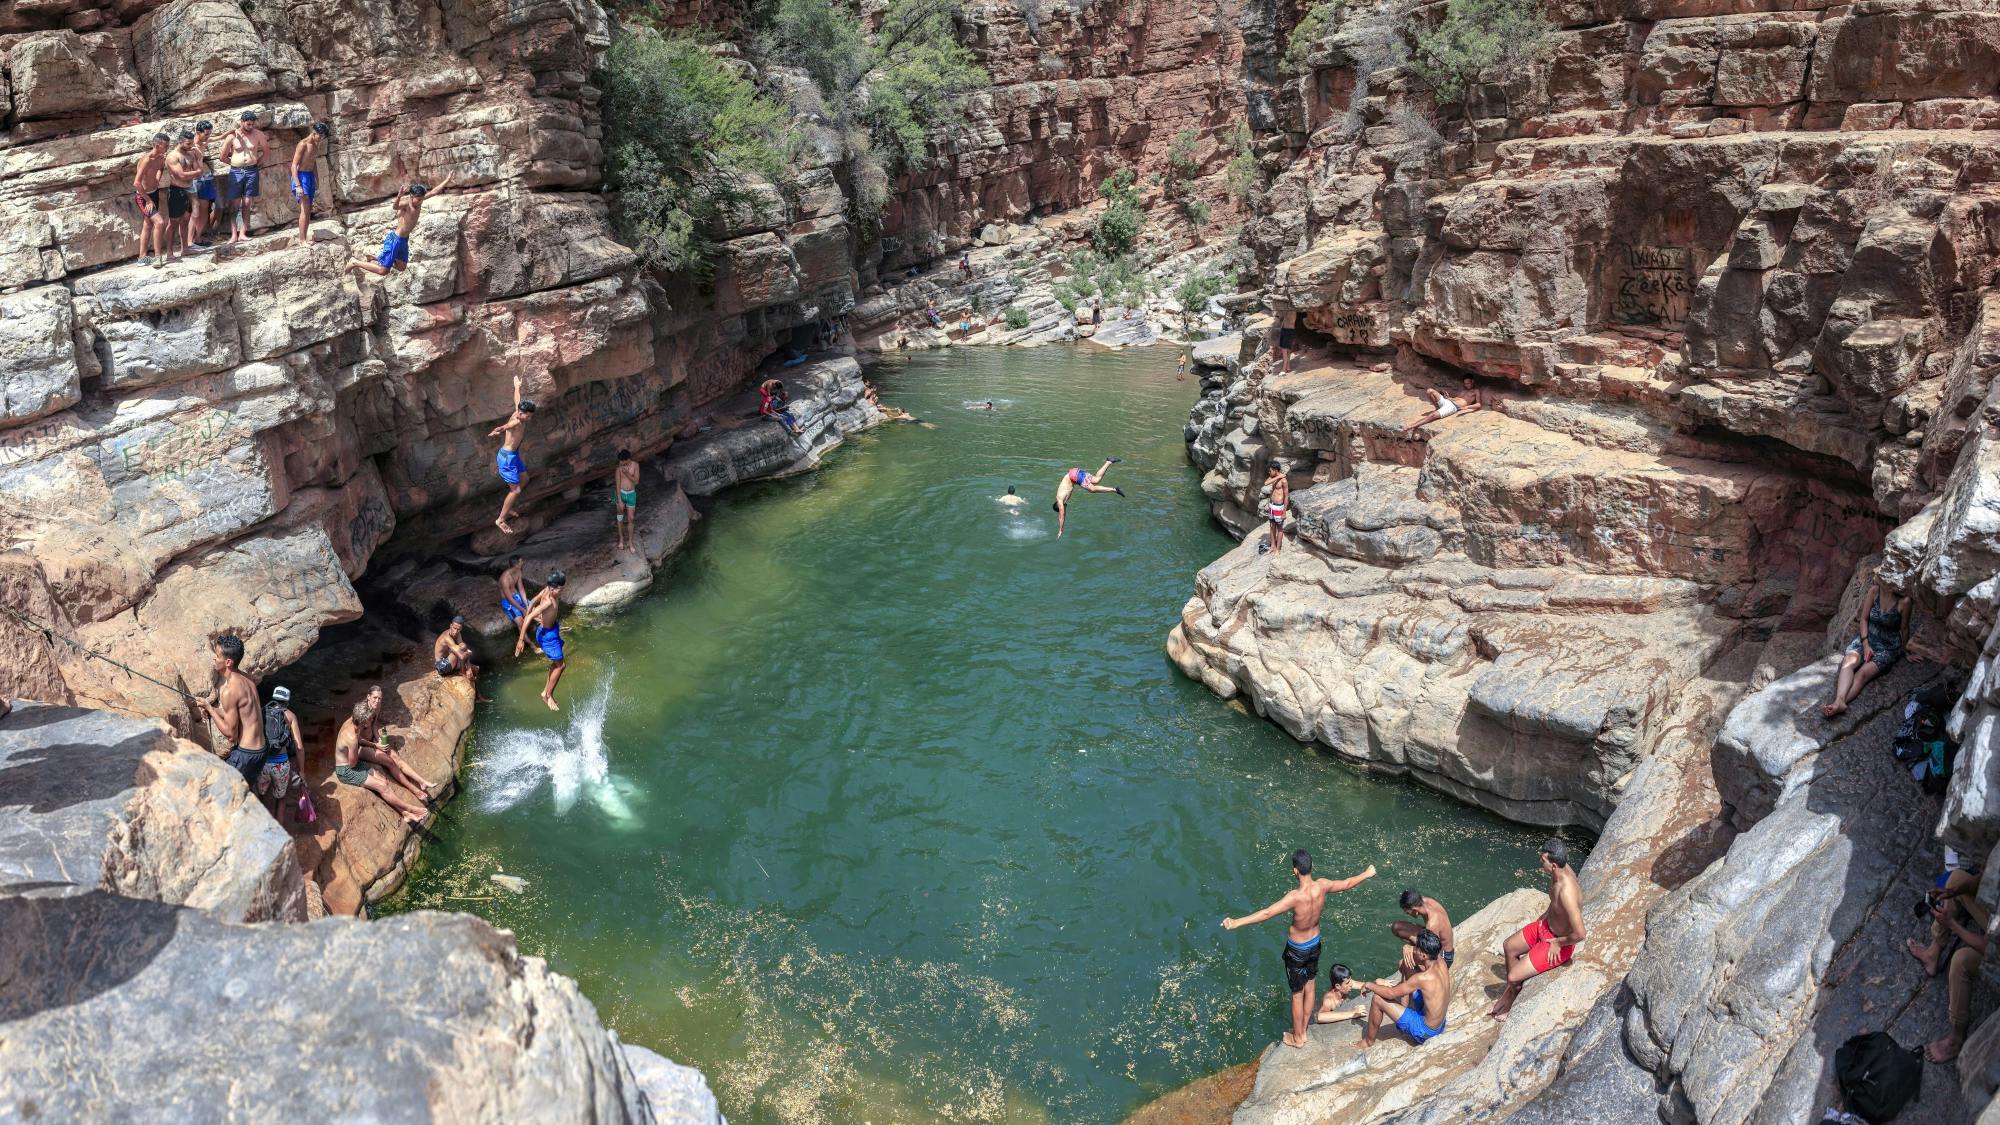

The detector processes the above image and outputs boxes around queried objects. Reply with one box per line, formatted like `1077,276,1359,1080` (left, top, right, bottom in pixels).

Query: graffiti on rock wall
1614,246,1693,327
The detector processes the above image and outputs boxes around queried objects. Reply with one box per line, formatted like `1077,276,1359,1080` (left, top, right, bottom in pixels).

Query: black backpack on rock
1834,1032,1922,1123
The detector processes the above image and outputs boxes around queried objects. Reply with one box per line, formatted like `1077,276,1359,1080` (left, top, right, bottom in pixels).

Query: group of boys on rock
132,108,455,279
1223,838,1584,1052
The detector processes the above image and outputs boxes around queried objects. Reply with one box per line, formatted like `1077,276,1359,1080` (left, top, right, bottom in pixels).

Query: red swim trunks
1520,917,1578,974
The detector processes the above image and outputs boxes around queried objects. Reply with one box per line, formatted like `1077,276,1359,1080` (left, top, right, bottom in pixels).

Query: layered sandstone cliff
1171,0,2000,1118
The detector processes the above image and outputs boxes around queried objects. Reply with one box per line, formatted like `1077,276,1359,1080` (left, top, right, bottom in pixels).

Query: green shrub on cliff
1005,305,1031,329
759,0,989,175
600,29,790,276
1283,1,1345,72
1224,120,1257,204
1092,170,1145,256
1175,271,1233,315
1407,0,1552,102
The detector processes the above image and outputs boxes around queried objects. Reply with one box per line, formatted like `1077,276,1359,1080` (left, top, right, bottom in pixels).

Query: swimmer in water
1053,459,1123,538
998,485,1026,511
978,399,995,411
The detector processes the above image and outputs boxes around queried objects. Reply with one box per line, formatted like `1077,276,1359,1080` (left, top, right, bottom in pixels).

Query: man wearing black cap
218,109,269,244
433,615,489,701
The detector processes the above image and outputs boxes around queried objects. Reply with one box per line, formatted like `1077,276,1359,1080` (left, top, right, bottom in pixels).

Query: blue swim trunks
495,447,524,486
194,174,217,202
500,592,529,623
1395,989,1445,1044
536,624,564,663
294,170,316,201
228,166,260,198
377,231,410,269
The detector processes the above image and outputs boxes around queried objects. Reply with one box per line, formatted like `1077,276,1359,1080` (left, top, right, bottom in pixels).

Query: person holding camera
1907,862,1989,1062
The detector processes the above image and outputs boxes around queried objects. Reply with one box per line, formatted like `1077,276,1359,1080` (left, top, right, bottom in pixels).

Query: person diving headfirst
1053,459,1123,538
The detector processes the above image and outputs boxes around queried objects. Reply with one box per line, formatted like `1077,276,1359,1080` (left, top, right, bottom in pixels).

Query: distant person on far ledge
1823,567,1909,717
1274,305,1297,373
1491,839,1585,1020
613,448,641,553
1262,464,1289,555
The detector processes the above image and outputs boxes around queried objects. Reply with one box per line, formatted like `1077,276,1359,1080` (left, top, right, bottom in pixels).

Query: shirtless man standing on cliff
1222,850,1377,1049
1263,464,1289,555
613,448,641,552
334,694,428,824
346,172,455,279
198,635,267,785
133,133,172,268
488,375,536,534
1052,459,1123,539
1491,838,1586,1020
514,570,569,712
218,109,269,245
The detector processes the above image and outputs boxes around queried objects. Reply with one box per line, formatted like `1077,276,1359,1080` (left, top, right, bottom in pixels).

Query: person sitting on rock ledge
515,570,569,712
334,690,428,825
346,171,456,280
1823,570,1910,718
1313,963,1363,1025
1391,887,1456,975
1491,838,1585,1020
759,379,804,436
489,375,535,534
433,616,490,702
1053,459,1124,539
1908,860,1989,1062
613,448,640,553
1359,928,1450,1047
1220,849,1376,1050
197,634,267,787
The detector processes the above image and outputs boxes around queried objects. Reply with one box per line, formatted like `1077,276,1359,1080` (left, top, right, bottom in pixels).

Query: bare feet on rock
1281,1031,1305,1049
1907,937,1942,975
1929,1033,1963,1063
1820,701,1847,718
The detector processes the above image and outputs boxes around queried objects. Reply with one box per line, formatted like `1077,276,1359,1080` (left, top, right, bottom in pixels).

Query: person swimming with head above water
997,485,1026,511
1052,459,1124,538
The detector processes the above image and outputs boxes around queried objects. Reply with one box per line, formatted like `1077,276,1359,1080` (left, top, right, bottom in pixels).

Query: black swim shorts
1282,941,1321,994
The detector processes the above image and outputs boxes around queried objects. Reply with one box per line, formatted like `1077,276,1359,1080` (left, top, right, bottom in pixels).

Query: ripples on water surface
388,347,1571,1123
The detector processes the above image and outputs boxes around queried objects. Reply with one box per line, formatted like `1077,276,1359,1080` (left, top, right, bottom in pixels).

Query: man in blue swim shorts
290,121,330,247
188,120,219,249
347,171,455,281
514,569,569,712
1051,458,1125,539
486,374,536,534
1221,849,1377,1050
218,109,268,245
498,555,531,623
1361,928,1450,1047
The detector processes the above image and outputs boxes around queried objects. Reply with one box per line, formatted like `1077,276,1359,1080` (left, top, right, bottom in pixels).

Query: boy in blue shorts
346,171,455,280
486,374,536,534
513,570,569,712
498,555,531,624
1360,928,1450,1047
290,121,330,247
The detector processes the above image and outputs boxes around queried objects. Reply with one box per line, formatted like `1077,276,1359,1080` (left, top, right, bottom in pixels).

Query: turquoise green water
387,347,1567,1123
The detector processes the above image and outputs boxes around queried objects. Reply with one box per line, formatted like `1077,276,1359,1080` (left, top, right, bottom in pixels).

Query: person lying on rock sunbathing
1822,569,1909,718
613,448,641,553
1052,459,1124,538
1491,839,1585,1020
1221,849,1376,1049
488,375,536,534
1359,928,1450,1046
432,616,490,702
345,171,455,279
334,691,429,825
514,570,569,712
1402,380,1488,436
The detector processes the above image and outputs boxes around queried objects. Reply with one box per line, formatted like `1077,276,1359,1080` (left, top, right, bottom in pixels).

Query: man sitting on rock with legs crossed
515,570,569,712
334,692,428,824
1221,850,1376,1049
1053,458,1124,539
197,635,267,786
1359,928,1451,1047
1491,838,1585,1020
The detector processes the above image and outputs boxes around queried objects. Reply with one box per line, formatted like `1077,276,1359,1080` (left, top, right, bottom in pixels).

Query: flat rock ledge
0,702,723,1124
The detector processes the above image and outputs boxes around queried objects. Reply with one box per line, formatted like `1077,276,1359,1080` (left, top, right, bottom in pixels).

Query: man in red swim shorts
1491,838,1585,1020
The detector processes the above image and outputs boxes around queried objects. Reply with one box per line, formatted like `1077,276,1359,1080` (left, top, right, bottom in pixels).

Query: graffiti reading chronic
1614,246,1692,326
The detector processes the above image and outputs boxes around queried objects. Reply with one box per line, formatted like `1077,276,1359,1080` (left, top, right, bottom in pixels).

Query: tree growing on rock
599,30,790,277
1092,170,1146,256
1405,0,1552,103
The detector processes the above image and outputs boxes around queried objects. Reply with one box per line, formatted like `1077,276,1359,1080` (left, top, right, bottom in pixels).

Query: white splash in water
472,676,641,828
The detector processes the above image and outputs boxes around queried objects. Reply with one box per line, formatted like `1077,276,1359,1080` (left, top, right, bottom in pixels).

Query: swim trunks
1278,326,1296,349
1394,989,1445,1043
536,624,564,663
377,231,410,269
1069,468,1088,485
334,761,372,786
223,744,268,785
137,189,160,215
1437,398,1461,418
495,447,524,487
619,489,638,508
255,754,295,798
1268,504,1287,526
500,592,529,623
194,174,217,202
294,170,317,201
228,166,260,198
1520,917,1578,974
166,186,190,218
1282,936,1321,994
